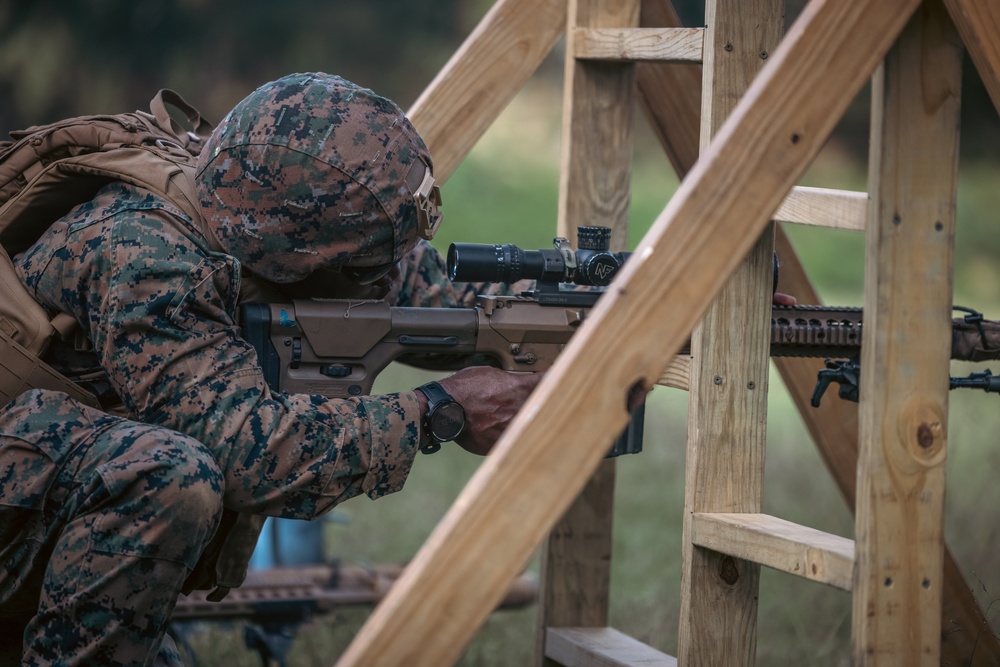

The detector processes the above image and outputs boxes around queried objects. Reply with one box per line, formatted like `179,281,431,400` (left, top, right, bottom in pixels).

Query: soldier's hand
436,366,542,456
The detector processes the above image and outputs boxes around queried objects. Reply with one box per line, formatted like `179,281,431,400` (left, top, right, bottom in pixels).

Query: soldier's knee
92,426,225,566
152,437,225,523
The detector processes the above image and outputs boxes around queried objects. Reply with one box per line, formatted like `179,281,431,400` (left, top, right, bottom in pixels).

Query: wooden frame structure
334,0,1000,664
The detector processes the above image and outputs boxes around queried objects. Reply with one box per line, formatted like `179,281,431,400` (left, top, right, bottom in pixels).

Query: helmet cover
195,72,438,283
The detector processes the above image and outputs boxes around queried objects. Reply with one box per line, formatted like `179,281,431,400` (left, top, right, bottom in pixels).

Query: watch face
431,401,465,441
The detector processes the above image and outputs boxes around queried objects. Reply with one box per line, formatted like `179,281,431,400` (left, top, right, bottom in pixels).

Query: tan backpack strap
0,327,99,408
149,89,214,147
49,312,78,339
0,251,51,353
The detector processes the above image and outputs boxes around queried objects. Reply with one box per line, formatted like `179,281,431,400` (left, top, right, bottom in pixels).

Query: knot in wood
719,555,739,585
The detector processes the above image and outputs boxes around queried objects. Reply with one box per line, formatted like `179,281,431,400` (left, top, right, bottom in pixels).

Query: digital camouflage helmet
195,72,441,284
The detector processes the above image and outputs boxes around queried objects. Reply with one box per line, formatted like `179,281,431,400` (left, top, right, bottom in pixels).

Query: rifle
241,225,645,457
240,226,1000,422
170,563,537,666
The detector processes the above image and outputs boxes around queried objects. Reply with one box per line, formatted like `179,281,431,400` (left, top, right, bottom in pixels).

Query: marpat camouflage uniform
0,73,506,665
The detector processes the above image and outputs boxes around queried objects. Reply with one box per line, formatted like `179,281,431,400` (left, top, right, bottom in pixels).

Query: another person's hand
432,366,543,456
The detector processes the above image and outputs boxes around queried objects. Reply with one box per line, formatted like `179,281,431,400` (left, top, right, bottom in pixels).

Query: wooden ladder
334,0,1000,665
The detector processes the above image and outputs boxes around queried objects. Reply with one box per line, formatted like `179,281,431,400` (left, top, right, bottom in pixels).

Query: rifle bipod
810,359,1000,407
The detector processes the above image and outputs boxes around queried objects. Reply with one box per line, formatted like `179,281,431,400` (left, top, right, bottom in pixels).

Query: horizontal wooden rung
546,627,678,667
774,186,867,230
573,27,704,62
690,512,854,591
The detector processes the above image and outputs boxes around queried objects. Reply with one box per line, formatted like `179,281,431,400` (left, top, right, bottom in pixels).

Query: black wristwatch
415,381,466,454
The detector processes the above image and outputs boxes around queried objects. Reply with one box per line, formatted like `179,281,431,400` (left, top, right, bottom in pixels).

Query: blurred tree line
0,0,995,161
0,0,493,128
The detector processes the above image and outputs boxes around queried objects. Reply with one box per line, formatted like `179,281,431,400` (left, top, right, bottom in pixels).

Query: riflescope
447,226,629,287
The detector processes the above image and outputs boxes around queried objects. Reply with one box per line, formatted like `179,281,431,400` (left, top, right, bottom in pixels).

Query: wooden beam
774,186,867,230
557,0,639,249
336,0,921,664
545,627,678,667
536,460,618,664
943,0,1000,115
406,0,566,183
676,0,782,661
539,1,638,664
573,27,704,62
638,1,1000,662
852,2,963,663
690,513,855,591
636,1,703,177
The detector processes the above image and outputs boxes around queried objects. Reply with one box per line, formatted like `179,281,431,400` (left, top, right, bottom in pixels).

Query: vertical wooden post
536,0,638,663
852,1,963,664
676,0,783,664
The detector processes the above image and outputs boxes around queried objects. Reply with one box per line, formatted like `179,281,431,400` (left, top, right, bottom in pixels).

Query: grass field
183,83,1000,666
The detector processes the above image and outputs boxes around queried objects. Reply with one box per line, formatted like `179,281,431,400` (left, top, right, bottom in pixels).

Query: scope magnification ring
499,244,523,283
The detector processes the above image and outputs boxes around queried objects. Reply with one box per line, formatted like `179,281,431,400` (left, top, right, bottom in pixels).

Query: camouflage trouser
0,389,225,666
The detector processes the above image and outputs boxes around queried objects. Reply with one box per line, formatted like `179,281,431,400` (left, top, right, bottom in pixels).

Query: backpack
0,90,214,407
0,92,266,598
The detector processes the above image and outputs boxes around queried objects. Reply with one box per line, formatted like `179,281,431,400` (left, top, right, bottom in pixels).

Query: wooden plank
690,513,855,591
539,1,639,664
545,627,678,667
773,186,867,230
943,0,1000,114
536,460,617,665
573,27,704,62
637,2,1000,662
852,2,963,664
676,0,782,663
336,0,921,664
406,0,566,182
557,0,640,251
636,1,703,178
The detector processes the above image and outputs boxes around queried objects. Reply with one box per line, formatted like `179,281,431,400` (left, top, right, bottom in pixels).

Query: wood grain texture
676,0,782,663
540,1,639,663
406,0,566,182
691,513,855,591
536,461,617,664
636,1,703,178
852,2,963,664
337,0,924,664
943,0,1000,114
546,627,678,667
573,27,704,62
557,0,640,252
773,186,867,230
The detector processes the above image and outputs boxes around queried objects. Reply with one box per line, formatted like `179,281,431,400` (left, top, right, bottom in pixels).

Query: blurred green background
3,2,999,665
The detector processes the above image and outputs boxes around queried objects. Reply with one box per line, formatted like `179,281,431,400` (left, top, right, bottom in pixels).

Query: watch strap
415,381,455,454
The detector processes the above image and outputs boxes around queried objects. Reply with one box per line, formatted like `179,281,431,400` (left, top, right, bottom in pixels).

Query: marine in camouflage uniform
0,73,527,665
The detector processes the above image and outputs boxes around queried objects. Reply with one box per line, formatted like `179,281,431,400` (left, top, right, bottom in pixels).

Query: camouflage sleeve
386,239,533,308
17,185,421,519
